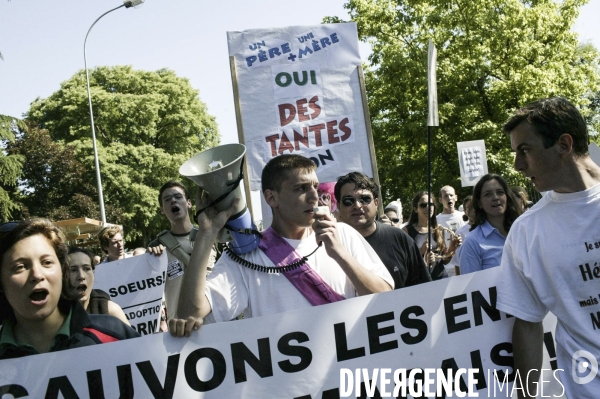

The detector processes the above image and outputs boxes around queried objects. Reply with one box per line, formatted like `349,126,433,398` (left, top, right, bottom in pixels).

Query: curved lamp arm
83,0,144,223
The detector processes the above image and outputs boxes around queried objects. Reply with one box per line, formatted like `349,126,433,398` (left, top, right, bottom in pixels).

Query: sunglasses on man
341,195,373,207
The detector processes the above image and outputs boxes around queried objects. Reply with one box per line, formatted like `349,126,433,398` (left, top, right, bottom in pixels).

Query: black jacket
0,301,139,360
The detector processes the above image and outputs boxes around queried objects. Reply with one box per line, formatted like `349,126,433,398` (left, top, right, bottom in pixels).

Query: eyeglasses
162,193,185,203
319,193,331,203
389,218,400,224
341,195,373,207
419,202,434,209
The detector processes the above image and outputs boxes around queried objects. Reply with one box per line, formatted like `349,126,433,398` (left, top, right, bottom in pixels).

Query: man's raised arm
169,193,240,337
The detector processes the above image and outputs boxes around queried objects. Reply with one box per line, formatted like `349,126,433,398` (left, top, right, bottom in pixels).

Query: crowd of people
1,96,598,398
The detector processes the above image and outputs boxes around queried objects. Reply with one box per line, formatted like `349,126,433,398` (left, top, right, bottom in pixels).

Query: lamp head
123,0,144,8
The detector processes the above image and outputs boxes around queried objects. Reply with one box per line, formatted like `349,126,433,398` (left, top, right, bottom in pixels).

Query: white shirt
496,183,600,398
205,223,393,322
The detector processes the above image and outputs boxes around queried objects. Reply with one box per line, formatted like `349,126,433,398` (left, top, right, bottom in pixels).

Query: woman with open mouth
68,247,130,325
459,174,522,274
0,219,139,360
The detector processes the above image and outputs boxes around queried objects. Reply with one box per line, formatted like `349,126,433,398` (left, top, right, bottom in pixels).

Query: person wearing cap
384,199,403,228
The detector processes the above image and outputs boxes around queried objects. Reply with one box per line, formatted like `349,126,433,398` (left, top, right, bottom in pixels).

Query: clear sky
1,1,598,147
0,1,361,145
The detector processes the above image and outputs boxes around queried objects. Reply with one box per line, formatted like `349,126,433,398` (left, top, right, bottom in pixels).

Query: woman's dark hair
0,219,79,322
68,247,97,271
407,190,445,251
462,195,473,222
471,174,522,232
511,186,528,213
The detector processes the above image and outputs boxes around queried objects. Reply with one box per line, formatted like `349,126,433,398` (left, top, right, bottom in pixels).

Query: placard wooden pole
229,55,255,218
357,64,384,216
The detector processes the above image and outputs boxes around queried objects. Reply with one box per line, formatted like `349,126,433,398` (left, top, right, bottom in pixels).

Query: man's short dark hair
261,155,317,193
503,97,589,156
158,180,190,206
334,172,380,202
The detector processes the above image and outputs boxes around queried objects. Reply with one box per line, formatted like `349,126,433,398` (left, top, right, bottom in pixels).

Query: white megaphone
179,143,260,254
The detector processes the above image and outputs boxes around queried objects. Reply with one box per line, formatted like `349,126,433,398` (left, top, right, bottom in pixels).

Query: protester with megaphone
169,154,393,337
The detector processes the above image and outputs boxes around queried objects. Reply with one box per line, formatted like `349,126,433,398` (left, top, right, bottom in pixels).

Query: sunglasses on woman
419,202,434,209
319,193,331,203
341,195,373,207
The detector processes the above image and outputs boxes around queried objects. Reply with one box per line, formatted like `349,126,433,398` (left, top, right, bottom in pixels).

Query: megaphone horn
179,144,260,254
194,157,244,217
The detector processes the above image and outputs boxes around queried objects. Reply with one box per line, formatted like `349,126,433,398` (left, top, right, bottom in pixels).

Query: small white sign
457,140,488,187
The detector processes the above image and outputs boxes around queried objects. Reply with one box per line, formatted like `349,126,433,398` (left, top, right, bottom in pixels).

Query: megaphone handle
224,223,263,238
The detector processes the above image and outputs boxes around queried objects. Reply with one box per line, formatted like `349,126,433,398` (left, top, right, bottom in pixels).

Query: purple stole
258,227,345,306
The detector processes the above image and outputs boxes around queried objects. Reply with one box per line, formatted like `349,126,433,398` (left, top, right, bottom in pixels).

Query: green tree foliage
0,115,24,222
5,121,121,223
328,0,599,210
22,66,219,246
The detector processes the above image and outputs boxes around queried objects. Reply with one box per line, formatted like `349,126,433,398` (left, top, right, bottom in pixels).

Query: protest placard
93,253,168,335
0,268,565,398
457,140,489,188
228,23,381,221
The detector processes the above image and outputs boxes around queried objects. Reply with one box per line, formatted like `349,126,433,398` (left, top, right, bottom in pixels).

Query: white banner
0,268,566,398
93,253,168,335
228,23,374,191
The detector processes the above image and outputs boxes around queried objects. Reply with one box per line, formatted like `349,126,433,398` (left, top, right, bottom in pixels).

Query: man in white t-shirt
170,154,393,335
436,185,465,276
436,185,465,233
496,97,600,398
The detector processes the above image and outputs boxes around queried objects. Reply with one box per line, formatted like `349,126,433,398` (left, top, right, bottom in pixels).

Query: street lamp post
83,0,144,223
